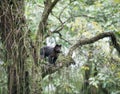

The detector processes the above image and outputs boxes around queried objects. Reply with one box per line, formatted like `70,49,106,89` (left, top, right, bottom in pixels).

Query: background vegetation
0,0,120,94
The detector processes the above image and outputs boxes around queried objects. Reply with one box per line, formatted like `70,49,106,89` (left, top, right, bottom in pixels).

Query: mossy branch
41,55,75,78
68,32,120,55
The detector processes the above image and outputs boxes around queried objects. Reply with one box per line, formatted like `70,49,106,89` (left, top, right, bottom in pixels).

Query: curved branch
68,32,120,55
36,0,60,40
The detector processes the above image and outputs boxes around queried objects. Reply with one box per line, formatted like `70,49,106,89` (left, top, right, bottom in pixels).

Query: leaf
115,31,120,37
114,0,120,3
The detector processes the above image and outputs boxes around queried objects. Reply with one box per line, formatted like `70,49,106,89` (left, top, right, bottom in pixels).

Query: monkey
40,44,61,65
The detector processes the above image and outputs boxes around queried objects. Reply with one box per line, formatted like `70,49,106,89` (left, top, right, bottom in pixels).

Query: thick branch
38,0,60,34
68,32,120,55
41,55,75,78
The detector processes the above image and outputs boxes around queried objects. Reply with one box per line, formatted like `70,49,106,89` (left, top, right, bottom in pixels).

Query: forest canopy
0,0,120,94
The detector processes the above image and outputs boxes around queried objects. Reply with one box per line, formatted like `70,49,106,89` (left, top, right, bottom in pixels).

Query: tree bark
0,0,29,94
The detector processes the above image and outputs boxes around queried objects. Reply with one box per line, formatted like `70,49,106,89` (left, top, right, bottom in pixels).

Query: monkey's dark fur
40,44,61,65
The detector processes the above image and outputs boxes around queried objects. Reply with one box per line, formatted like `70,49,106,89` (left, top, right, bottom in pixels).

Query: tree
0,0,120,94
0,0,29,94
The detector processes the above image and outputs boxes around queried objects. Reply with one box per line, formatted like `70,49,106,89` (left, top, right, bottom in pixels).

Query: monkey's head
54,44,62,53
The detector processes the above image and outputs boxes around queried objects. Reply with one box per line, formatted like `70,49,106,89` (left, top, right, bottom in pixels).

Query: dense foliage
0,0,120,94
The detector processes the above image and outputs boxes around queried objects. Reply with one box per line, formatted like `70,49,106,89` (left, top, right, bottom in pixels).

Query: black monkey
40,44,61,65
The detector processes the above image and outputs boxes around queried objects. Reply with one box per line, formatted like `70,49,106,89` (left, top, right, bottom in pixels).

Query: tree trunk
0,0,29,94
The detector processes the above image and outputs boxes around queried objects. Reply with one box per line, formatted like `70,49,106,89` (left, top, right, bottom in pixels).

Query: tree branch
68,32,120,55
36,0,60,41
41,55,75,78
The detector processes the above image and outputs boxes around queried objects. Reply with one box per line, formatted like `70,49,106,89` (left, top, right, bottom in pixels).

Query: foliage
0,0,120,94
0,63,7,94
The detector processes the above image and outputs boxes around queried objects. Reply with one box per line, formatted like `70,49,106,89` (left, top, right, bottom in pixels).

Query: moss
57,54,75,65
